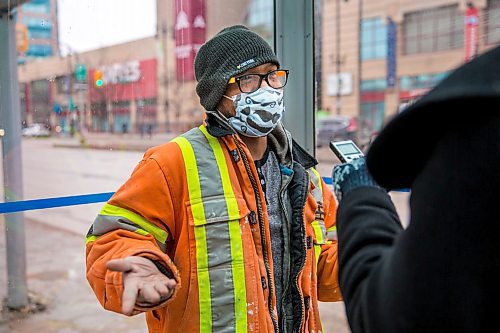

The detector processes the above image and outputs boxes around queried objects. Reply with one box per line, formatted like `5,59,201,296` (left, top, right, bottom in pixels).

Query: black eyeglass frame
229,69,290,93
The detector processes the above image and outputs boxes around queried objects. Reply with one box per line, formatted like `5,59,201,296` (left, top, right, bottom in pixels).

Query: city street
0,137,410,332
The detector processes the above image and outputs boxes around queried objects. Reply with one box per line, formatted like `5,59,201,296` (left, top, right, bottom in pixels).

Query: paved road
0,137,410,332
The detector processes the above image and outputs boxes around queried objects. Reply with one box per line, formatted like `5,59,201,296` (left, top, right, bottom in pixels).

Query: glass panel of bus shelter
9,0,276,229
314,0,472,220
314,0,490,160
0,1,274,330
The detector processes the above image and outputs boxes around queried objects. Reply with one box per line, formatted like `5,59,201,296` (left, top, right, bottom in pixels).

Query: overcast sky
57,0,156,55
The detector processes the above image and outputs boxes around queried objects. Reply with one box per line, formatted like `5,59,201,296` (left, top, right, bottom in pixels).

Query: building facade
321,0,500,139
16,0,59,62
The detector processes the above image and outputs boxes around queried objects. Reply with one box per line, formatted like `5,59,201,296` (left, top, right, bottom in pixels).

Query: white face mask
224,86,285,137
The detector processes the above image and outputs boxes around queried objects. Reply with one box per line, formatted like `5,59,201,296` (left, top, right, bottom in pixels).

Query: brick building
321,0,499,137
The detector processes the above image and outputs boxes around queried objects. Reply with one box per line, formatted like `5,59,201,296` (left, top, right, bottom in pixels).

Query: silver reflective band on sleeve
326,226,337,242
307,168,323,204
86,204,169,252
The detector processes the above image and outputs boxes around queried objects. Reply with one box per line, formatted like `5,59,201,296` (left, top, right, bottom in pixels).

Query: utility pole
335,0,342,115
60,43,87,139
357,0,364,139
0,9,28,309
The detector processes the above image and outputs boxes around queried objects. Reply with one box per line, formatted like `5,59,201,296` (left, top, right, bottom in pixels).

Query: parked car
22,123,51,137
316,115,357,147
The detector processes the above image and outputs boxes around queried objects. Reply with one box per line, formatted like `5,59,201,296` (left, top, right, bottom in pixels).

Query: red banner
174,0,206,81
465,5,479,62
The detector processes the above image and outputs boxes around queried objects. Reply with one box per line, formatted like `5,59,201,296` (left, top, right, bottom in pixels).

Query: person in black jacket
331,45,500,333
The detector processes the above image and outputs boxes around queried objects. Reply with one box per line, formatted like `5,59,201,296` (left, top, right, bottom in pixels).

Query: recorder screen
336,143,361,155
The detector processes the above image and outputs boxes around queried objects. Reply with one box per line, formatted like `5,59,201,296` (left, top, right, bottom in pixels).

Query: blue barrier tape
323,177,333,185
0,192,114,214
322,177,410,192
0,178,409,214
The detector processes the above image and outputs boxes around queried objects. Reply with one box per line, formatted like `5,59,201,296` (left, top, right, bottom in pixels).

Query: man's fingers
165,278,177,289
154,282,169,296
154,280,176,300
122,277,140,315
107,258,133,273
140,283,162,304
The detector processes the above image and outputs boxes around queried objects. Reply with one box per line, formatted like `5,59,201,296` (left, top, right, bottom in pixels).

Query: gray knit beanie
195,25,280,111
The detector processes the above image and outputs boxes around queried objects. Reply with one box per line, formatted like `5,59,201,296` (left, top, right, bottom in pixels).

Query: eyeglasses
228,69,289,93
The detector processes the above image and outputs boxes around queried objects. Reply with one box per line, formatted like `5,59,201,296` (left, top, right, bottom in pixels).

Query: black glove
332,157,382,201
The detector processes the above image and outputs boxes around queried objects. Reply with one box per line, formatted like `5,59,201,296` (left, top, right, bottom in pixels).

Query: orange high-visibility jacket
86,120,342,333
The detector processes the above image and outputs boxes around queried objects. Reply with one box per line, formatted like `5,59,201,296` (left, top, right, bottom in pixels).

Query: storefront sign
89,59,157,102
174,0,206,81
327,73,353,96
102,61,141,84
465,4,479,62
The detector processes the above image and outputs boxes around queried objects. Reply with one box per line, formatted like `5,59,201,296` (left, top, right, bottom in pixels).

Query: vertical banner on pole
386,18,397,88
191,0,206,56
465,4,479,63
174,0,206,81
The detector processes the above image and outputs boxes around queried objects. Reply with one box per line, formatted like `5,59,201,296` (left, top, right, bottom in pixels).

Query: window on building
56,76,71,94
361,102,385,134
27,44,53,57
361,17,387,60
403,5,463,54
22,1,50,14
29,28,52,40
487,0,500,44
400,72,450,90
361,78,387,91
30,79,51,123
23,17,52,30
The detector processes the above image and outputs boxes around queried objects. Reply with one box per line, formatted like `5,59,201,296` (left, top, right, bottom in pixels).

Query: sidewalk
51,131,178,153
0,217,148,333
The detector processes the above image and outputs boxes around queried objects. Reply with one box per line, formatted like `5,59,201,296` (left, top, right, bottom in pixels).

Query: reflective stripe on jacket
86,123,342,333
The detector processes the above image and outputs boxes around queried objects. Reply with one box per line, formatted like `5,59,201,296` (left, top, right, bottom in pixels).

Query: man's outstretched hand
106,256,177,315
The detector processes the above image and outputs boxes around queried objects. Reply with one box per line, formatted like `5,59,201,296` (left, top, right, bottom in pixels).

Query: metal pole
0,10,28,309
67,55,74,136
335,0,342,115
73,54,86,138
358,0,364,136
275,0,315,154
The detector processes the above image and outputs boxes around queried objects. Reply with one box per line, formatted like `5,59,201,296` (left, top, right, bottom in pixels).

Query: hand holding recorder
330,140,382,201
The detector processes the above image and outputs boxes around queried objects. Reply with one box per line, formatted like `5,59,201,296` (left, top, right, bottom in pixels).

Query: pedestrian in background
331,46,500,332
86,25,342,332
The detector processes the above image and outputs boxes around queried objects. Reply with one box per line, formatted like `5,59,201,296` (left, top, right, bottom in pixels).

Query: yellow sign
15,23,28,53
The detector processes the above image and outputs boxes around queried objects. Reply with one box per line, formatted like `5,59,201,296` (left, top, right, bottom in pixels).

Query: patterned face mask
224,87,285,137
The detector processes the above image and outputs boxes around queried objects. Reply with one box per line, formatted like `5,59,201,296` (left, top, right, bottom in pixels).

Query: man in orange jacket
86,25,342,332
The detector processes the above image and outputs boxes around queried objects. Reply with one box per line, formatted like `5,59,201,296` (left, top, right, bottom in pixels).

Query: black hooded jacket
336,46,500,332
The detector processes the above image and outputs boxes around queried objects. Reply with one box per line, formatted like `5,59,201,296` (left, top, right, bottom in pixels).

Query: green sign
75,63,87,82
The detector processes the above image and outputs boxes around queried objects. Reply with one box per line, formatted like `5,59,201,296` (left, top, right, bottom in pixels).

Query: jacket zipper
279,166,309,333
278,175,293,332
295,170,309,333
233,137,279,333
